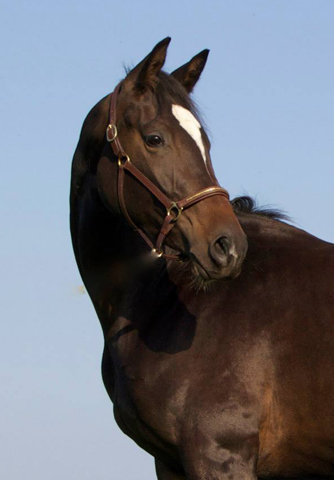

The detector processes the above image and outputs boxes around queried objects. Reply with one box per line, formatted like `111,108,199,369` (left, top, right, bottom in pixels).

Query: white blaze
172,104,207,164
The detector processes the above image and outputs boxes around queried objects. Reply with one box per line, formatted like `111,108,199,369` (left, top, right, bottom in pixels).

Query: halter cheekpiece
106,82,230,261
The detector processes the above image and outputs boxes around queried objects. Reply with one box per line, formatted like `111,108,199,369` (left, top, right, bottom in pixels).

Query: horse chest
112,351,190,452
105,321,186,441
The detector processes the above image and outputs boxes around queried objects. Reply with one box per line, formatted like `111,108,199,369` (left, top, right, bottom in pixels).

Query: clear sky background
1,1,333,479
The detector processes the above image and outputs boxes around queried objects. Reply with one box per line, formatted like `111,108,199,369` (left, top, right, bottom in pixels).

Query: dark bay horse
70,38,334,479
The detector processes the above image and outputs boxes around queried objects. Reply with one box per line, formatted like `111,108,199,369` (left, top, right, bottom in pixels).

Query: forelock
155,72,203,124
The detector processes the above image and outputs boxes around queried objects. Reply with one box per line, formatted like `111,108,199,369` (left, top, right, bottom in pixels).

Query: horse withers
70,39,334,479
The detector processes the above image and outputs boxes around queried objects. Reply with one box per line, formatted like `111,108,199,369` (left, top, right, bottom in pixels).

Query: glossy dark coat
70,40,334,479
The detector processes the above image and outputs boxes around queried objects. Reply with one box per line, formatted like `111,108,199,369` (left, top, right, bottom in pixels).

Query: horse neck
74,180,177,323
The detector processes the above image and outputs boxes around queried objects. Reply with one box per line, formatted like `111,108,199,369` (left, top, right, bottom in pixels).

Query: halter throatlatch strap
106,82,230,261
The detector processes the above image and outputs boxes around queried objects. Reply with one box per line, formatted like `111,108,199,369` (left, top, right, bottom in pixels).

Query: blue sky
1,1,333,479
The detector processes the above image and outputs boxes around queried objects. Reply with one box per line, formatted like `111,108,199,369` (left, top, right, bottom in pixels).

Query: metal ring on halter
118,154,131,167
167,202,183,222
151,248,163,258
106,124,118,142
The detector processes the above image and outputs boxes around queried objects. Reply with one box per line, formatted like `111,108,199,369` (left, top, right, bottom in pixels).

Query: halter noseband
106,83,230,261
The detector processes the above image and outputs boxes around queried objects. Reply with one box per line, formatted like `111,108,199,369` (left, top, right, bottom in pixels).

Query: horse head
96,38,247,281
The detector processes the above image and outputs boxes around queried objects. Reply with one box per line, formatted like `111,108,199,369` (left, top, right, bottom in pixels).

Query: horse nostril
215,236,229,257
209,236,233,268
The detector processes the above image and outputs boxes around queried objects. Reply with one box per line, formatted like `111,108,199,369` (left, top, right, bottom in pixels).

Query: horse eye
144,135,163,147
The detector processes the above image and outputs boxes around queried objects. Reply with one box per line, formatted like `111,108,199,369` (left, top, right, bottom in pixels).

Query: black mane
231,196,289,221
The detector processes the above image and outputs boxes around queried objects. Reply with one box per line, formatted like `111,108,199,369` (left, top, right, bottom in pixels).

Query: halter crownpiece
106,82,230,261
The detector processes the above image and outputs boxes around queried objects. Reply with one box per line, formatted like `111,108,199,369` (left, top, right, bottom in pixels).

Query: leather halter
106,82,230,260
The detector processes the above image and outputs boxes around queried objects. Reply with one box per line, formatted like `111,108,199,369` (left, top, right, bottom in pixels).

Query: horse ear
171,49,209,93
125,37,171,93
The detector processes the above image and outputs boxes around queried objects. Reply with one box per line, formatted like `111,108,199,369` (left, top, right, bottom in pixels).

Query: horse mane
231,196,289,221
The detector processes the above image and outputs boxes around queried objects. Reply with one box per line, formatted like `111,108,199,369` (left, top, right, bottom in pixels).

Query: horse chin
162,245,242,292
189,264,219,292
190,256,242,288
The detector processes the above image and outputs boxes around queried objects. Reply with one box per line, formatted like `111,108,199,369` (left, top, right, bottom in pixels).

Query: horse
70,38,334,479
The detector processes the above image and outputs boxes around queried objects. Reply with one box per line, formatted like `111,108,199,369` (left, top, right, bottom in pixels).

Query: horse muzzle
191,239,247,281
182,204,248,281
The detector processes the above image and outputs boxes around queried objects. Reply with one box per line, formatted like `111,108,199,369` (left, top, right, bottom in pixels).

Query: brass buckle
167,202,183,222
151,248,163,258
118,154,131,167
106,124,118,142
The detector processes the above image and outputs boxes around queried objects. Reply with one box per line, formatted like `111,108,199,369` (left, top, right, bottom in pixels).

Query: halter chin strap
106,82,230,261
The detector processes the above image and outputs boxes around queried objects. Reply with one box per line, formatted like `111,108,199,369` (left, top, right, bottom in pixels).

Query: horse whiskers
187,270,217,294
167,258,218,293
